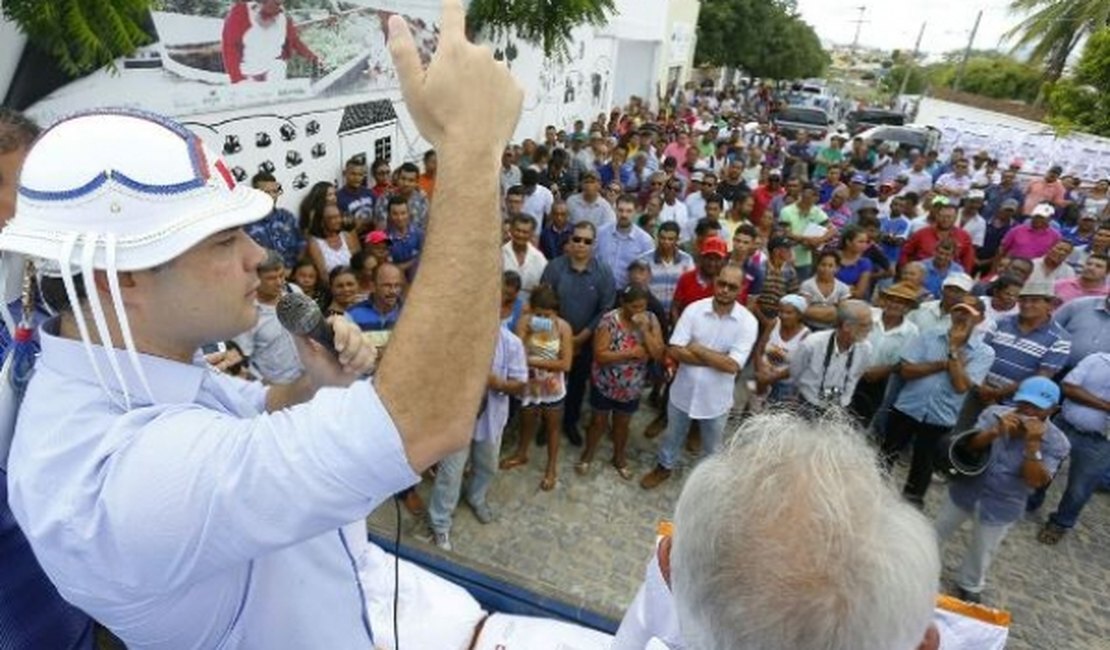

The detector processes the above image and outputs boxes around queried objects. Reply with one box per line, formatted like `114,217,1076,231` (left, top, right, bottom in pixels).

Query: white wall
914,96,1110,182
613,40,659,108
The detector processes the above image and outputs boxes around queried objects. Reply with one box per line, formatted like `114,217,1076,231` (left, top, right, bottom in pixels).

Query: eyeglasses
715,280,741,291
571,236,594,245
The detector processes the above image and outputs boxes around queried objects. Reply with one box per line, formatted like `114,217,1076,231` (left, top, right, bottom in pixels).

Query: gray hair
256,249,285,274
836,299,871,326
672,412,939,650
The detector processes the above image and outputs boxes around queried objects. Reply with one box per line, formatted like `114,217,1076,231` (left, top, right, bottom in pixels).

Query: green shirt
814,146,844,179
780,203,829,268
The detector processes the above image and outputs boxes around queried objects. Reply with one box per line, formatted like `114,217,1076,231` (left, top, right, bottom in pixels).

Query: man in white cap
0,2,524,648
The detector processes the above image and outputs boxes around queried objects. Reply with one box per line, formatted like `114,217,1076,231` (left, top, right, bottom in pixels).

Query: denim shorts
589,385,640,414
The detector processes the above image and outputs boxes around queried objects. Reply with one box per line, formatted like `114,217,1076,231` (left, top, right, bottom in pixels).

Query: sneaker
433,531,452,551
640,465,672,490
469,501,496,525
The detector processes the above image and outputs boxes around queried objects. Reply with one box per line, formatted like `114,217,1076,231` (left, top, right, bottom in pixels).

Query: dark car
845,109,906,135
773,106,832,141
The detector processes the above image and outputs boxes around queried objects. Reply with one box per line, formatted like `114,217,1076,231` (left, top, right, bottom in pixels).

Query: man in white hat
0,2,523,648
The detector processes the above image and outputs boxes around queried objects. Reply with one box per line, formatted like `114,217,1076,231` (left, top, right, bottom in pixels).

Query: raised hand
388,0,523,151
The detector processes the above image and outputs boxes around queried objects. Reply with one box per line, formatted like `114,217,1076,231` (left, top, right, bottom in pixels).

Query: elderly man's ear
916,623,940,650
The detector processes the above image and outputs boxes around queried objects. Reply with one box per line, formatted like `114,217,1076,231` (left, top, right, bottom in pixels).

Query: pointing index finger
438,0,465,44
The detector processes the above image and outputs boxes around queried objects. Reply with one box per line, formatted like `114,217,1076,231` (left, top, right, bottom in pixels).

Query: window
374,136,392,165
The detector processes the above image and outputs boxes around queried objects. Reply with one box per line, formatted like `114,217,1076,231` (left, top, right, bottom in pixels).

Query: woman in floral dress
576,286,664,479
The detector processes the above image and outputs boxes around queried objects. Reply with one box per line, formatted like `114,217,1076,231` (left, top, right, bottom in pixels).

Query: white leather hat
0,108,271,271
0,108,272,410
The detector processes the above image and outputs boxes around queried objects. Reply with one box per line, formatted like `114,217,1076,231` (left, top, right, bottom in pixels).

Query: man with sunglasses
539,222,616,445
641,264,758,489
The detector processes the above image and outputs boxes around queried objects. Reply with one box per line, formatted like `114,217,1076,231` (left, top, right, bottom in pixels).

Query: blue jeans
428,438,499,534
657,401,729,470
1048,425,1110,529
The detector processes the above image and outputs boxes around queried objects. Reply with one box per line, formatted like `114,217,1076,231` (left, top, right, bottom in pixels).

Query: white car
854,124,941,155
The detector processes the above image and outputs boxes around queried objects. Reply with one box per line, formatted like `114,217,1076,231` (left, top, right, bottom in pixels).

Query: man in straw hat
0,1,523,647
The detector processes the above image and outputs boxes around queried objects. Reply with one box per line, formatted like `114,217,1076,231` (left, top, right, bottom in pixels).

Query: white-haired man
614,413,941,650
0,2,524,648
789,299,873,416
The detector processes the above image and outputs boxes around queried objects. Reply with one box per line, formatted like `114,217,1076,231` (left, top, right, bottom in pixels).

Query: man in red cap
671,236,728,321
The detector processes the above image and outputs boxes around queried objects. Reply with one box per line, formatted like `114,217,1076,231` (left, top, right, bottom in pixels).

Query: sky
794,0,1029,56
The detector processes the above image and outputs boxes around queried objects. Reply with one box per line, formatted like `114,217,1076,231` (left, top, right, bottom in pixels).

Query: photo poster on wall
145,0,441,117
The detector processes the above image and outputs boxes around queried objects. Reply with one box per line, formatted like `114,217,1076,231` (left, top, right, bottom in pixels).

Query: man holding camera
935,376,1070,603
789,299,873,417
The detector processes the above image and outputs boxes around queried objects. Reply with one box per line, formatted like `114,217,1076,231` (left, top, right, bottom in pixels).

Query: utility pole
850,5,868,52
897,21,927,98
953,9,982,93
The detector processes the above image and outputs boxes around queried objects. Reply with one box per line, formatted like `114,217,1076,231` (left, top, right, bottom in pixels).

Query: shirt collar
697,298,741,321
37,317,206,406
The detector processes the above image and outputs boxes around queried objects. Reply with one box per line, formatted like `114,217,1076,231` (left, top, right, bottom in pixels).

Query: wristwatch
1024,448,1043,461
947,350,960,361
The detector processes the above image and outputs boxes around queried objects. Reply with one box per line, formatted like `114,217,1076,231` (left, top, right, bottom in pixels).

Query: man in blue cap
934,376,1070,603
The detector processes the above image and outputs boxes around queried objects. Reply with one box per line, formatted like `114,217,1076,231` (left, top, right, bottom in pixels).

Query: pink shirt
1054,277,1109,304
1001,224,1061,260
1023,179,1066,215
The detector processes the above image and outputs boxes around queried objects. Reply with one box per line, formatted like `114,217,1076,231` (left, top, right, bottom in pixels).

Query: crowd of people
224,81,1110,608
0,1,1108,644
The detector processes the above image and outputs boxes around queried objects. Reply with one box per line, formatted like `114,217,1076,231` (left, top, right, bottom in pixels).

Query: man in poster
222,0,319,84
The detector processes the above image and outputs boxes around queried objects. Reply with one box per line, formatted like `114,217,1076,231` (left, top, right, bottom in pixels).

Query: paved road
369,403,1110,650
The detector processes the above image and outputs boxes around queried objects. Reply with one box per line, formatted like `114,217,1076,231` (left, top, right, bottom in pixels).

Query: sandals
574,460,592,476
540,474,557,491
613,463,633,481
1037,522,1067,545
499,456,527,471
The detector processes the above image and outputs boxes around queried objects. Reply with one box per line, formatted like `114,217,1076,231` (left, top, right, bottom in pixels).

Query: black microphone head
276,292,323,336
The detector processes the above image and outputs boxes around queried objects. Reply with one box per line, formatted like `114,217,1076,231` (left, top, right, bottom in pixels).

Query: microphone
276,292,336,353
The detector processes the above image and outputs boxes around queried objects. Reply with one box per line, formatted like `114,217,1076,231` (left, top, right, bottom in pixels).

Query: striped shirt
643,249,695,313
982,315,1071,389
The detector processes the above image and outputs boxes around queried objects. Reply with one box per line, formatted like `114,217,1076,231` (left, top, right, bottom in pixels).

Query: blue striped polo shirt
982,315,1071,388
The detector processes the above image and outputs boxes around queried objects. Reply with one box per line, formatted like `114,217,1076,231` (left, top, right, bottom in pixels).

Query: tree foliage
695,0,828,80
467,0,616,60
1005,0,1110,83
1046,27,1110,137
881,55,1043,102
3,0,154,76
934,57,1044,102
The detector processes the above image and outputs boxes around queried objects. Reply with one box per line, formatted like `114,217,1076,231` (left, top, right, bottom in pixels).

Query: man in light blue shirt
881,297,995,506
597,194,655,289
1038,353,1110,544
0,11,523,649
936,377,1069,603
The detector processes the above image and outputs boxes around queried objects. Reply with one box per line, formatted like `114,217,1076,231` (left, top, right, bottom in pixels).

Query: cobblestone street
369,404,1110,650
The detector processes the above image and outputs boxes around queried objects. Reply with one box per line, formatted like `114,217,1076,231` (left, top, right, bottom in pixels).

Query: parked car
845,109,905,135
773,106,832,141
855,124,941,155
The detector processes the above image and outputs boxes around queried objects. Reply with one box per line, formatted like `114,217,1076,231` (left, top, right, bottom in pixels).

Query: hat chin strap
59,233,122,411
104,234,154,405
80,232,133,411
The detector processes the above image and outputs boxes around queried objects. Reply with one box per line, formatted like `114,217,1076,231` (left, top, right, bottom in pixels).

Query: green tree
3,0,154,76
695,0,828,79
934,56,1044,102
1005,0,1110,84
881,64,931,95
1047,27,1110,136
467,0,616,60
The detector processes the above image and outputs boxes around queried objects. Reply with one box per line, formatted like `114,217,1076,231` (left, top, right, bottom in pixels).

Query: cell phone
201,341,227,355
